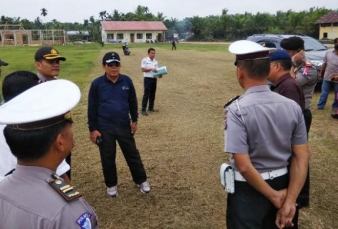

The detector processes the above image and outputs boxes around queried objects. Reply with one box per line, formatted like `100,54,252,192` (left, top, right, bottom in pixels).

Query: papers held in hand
152,66,168,78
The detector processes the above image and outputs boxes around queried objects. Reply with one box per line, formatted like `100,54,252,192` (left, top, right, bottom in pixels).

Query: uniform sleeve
51,198,98,229
291,104,308,145
141,58,146,68
225,107,248,154
296,66,318,87
128,80,138,122
87,80,99,132
55,160,70,177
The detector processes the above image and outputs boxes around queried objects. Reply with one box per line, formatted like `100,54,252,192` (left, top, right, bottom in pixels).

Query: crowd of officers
0,36,336,228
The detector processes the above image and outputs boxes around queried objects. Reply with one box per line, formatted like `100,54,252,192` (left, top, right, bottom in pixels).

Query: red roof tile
315,12,338,24
101,21,167,31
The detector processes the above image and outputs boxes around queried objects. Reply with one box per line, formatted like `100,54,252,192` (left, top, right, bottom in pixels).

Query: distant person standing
171,40,177,50
88,52,150,197
141,48,162,116
0,58,9,105
317,38,338,110
331,73,338,119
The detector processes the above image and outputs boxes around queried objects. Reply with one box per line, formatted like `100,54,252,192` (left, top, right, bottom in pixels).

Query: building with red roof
315,12,338,40
100,21,167,44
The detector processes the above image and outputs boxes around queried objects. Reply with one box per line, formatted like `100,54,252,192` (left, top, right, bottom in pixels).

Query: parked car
247,34,328,89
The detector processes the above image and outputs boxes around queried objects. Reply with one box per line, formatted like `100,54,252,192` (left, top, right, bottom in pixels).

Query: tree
40,8,48,29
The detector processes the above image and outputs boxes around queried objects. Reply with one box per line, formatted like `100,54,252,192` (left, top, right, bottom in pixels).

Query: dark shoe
331,114,338,119
148,109,159,112
141,111,148,116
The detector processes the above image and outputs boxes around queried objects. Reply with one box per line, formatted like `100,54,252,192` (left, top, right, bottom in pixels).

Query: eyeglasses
106,63,121,67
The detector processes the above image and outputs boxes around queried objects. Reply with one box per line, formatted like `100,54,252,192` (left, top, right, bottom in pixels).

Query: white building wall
102,30,165,43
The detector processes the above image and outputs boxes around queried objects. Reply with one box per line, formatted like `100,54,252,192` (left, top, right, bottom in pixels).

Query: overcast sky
1,0,337,23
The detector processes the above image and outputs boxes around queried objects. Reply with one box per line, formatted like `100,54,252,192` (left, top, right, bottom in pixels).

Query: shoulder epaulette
48,174,82,202
224,95,240,108
305,61,313,67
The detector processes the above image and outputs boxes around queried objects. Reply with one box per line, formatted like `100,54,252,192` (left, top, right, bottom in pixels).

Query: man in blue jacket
88,52,150,197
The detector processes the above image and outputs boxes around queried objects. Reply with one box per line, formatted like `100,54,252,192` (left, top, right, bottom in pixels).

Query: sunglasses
106,62,121,67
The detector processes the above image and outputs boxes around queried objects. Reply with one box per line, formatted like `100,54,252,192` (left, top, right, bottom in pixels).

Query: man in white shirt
141,48,161,116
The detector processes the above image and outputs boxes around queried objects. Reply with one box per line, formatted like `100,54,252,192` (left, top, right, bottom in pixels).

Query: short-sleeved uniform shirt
141,57,158,78
323,49,338,81
295,60,317,109
0,165,98,229
225,85,307,173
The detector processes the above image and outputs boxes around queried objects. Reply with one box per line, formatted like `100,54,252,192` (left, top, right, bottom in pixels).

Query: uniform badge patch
76,212,92,229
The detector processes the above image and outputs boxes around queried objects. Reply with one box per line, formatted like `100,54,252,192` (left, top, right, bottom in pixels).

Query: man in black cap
0,58,9,105
280,36,316,229
34,46,66,82
88,52,150,197
280,36,317,135
34,46,73,179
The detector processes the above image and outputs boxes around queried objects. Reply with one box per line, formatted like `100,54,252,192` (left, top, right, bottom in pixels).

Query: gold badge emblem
51,49,58,54
55,179,62,185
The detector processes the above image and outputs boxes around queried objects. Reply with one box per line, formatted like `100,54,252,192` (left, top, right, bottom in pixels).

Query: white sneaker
107,186,118,197
138,181,151,194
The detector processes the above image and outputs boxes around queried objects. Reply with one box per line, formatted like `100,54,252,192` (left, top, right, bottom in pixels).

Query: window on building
323,32,328,38
31,31,40,40
117,33,124,39
107,34,114,39
137,33,143,39
146,33,152,39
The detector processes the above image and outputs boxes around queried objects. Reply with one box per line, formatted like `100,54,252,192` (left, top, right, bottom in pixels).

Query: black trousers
142,77,157,111
226,175,288,229
98,127,147,187
290,108,312,228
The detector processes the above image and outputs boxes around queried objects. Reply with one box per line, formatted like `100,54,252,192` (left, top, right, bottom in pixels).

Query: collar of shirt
274,73,293,88
104,74,122,84
14,164,54,180
244,85,271,95
37,73,57,82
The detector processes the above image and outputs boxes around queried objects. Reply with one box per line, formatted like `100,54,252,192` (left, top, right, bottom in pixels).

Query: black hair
4,121,71,161
334,38,338,44
273,59,293,71
334,44,338,51
148,48,155,54
2,71,39,102
237,58,271,79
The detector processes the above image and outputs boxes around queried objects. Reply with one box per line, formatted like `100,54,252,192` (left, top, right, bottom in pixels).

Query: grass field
1,43,337,229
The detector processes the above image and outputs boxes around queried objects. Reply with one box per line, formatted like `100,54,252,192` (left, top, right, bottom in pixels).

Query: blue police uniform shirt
225,85,307,173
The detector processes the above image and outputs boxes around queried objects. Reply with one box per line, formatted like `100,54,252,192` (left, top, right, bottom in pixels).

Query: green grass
0,44,102,89
104,42,229,52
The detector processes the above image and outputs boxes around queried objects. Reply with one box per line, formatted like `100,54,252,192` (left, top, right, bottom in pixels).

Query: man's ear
35,61,41,70
54,133,64,152
237,67,244,80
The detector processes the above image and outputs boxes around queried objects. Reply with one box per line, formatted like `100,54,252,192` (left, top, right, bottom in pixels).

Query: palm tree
40,8,48,30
